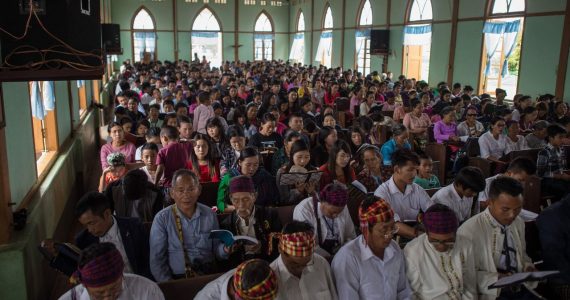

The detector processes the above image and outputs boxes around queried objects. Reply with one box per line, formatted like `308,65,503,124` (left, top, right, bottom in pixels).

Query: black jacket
220,206,282,269
75,217,152,280
105,181,164,223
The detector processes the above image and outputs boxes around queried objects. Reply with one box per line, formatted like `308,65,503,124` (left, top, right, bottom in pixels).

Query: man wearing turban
292,182,356,258
196,259,279,300
220,175,282,268
331,195,412,299
269,221,338,300
404,203,477,299
59,243,164,300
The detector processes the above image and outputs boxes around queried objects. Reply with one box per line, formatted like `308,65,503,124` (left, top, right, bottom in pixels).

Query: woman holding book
276,140,318,205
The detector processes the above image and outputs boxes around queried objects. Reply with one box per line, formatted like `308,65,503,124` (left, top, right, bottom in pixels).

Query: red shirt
318,164,356,190
156,141,193,187
187,160,220,183
324,91,340,106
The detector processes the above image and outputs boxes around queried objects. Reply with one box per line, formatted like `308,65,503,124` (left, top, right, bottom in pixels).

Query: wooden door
405,45,423,80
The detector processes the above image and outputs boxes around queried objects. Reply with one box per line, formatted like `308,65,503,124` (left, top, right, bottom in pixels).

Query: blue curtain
482,19,521,77
356,28,371,38
404,24,432,34
501,20,521,77
31,81,46,120
294,33,304,40
191,32,219,38
42,81,55,111
320,31,333,38
254,34,274,40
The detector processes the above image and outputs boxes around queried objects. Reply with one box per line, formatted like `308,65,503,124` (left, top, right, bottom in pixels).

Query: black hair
327,140,352,182
206,117,229,145
227,125,245,139
354,116,373,134
282,220,314,235
146,127,161,138
198,92,210,103
171,169,200,187
317,126,337,147
119,116,133,126
79,242,118,268
546,124,567,140
391,123,408,137
188,133,216,178
239,146,260,162
286,139,312,171
440,106,455,117
507,157,536,175
107,121,123,133
488,176,523,200
122,169,149,200
75,192,111,218
163,114,179,127
160,125,179,139
136,119,150,130
261,112,276,125
174,102,188,112
178,115,192,125
410,99,422,109
238,260,274,292
392,148,420,168
163,99,175,107
141,142,159,153
149,103,161,112
114,106,127,115
455,166,485,193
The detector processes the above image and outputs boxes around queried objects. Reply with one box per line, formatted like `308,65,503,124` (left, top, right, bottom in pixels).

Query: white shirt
293,197,356,257
477,174,538,221
457,209,534,299
404,234,477,300
505,135,529,154
100,217,133,273
374,177,430,221
271,254,338,300
456,121,484,139
331,236,412,300
140,166,157,184
478,131,507,159
194,270,233,300
140,93,153,105
58,273,164,300
429,184,475,222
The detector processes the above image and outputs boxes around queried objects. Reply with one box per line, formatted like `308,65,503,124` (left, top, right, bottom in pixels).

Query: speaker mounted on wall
102,24,122,55
370,29,390,55
0,0,103,81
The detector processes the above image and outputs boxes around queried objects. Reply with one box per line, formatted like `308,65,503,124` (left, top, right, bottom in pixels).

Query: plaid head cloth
229,175,256,194
320,184,349,207
268,232,315,257
73,248,124,288
423,210,459,234
233,259,278,300
359,198,394,244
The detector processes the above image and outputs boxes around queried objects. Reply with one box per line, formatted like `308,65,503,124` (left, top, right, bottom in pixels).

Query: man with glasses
458,176,537,299
149,169,230,282
331,196,412,299
404,204,477,299
269,221,338,300
59,242,164,300
220,176,282,268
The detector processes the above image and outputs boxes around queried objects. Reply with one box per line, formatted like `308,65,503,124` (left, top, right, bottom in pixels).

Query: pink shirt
393,106,407,122
100,142,136,169
433,121,457,143
403,112,432,132
156,141,193,187
193,104,215,134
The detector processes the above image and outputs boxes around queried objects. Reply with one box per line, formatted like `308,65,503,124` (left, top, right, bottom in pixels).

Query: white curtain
315,31,332,67
191,32,222,69
289,33,305,64
403,25,432,46
501,20,521,77
133,32,156,62
483,32,502,76
42,81,55,111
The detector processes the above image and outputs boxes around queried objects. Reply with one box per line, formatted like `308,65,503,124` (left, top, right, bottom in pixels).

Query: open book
488,271,560,289
279,171,323,186
209,229,259,247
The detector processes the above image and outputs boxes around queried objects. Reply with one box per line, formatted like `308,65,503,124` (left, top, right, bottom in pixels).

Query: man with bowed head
332,196,412,299
404,203,477,299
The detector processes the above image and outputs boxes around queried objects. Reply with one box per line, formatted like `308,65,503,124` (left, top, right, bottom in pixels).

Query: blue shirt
380,139,412,166
149,203,228,282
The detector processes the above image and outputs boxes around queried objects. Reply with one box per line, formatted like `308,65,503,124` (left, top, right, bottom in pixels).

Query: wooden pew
425,188,440,197
468,157,492,178
425,143,446,184
198,182,220,208
500,148,541,163
276,205,295,226
159,273,222,300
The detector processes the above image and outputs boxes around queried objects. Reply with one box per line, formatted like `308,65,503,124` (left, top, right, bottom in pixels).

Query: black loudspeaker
370,29,390,54
102,24,122,55
0,0,103,81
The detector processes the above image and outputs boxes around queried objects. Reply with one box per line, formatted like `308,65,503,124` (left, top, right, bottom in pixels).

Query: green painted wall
55,81,72,146
453,20,485,87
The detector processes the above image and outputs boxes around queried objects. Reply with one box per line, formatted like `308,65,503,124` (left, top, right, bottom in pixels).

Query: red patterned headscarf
359,198,394,244
268,231,315,257
233,259,278,300
73,248,124,288
423,210,459,234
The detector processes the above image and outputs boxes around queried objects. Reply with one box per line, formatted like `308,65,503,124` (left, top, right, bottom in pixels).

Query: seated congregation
55,59,570,300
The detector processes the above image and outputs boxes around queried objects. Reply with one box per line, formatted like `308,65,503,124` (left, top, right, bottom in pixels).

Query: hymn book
489,271,559,289
209,230,259,247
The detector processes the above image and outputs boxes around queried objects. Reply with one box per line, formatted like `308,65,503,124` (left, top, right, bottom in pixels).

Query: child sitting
99,152,128,192
413,153,441,189
135,127,162,161
140,143,159,184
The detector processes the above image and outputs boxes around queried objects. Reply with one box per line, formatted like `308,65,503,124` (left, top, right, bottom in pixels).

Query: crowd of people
56,58,570,300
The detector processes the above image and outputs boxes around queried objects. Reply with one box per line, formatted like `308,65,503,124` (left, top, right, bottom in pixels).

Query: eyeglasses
428,238,456,247
467,113,477,117
378,225,399,239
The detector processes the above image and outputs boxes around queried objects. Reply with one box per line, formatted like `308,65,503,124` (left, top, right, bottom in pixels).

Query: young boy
99,152,128,192
413,153,441,189
148,104,163,129
429,166,485,222
536,124,570,199
154,126,193,191
193,92,215,134
162,99,175,115
140,143,159,184
135,127,162,161
178,115,193,142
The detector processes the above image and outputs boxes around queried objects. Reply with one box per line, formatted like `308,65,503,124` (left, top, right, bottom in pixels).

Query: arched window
132,8,157,63
403,0,432,81
480,0,525,98
315,5,333,68
192,8,222,68
356,0,372,75
254,12,274,61
290,11,305,64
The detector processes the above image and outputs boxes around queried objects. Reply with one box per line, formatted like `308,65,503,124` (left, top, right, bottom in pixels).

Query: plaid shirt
537,144,567,178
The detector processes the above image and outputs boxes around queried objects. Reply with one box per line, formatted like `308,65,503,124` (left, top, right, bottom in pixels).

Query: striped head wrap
320,183,349,207
359,198,394,244
423,210,459,234
73,248,124,288
268,231,315,257
233,259,278,300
